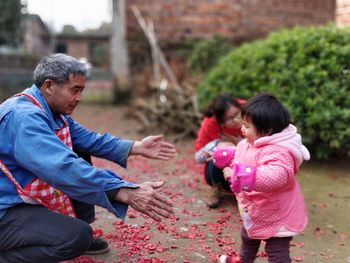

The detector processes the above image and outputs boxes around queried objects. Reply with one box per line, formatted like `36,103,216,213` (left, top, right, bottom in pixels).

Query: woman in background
194,93,244,208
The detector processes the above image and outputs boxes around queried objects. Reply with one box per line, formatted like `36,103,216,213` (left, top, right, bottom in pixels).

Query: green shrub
91,44,109,68
187,35,234,73
197,26,350,159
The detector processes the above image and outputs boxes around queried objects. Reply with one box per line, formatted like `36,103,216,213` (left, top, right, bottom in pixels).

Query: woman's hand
204,150,213,162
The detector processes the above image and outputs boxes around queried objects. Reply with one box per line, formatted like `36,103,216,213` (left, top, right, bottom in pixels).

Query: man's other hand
115,181,174,221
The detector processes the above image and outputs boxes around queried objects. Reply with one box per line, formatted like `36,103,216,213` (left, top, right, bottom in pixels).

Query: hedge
196,26,350,159
187,35,234,74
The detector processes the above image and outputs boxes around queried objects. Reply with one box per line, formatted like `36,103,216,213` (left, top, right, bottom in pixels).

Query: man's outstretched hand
131,135,176,160
115,182,174,221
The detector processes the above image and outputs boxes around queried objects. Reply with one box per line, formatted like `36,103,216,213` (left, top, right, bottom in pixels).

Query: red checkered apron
0,93,76,217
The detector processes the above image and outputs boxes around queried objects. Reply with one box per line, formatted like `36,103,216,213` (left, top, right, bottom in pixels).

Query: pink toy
212,146,236,169
230,162,256,193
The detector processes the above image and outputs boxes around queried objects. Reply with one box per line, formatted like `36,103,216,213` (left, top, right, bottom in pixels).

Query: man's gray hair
33,53,88,88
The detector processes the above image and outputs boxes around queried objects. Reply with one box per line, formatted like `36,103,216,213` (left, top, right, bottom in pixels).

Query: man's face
45,74,85,115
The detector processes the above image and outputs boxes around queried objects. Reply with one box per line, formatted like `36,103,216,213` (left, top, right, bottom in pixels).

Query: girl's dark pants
240,227,293,263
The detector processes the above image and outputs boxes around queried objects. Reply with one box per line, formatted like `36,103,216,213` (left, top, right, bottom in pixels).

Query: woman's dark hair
204,93,242,124
242,92,290,136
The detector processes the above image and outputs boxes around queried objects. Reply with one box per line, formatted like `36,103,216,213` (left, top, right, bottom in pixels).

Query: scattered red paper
293,255,304,262
92,229,104,237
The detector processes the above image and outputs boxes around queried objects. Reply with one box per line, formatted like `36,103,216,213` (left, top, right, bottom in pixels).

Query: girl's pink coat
234,124,310,239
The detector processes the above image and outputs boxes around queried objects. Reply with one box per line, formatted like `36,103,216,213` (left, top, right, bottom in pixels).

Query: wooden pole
111,0,131,103
131,5,183,94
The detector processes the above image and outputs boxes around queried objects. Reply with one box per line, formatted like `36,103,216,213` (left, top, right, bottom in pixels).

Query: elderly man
0,54,176,262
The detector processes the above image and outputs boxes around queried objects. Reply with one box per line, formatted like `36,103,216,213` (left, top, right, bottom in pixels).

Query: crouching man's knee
54,220,93,260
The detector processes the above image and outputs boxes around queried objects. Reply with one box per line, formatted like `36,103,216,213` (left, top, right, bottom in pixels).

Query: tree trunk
111,0,131,104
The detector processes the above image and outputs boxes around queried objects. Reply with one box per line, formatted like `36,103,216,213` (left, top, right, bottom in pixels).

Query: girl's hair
242,92,290,136
34,53,88,88
204,93,242,124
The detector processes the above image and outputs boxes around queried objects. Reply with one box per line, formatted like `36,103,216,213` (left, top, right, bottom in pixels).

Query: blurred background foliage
0,0,23,47
187,35,234,74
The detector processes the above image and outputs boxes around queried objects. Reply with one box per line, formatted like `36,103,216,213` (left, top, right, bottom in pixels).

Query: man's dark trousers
0,202,94,263
0,151,96,263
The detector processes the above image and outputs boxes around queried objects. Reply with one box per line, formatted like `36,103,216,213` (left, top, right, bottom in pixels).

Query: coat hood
254,124,310,166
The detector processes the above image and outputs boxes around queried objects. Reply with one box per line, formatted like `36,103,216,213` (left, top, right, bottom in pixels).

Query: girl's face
223,105,242,129
241,117,259,143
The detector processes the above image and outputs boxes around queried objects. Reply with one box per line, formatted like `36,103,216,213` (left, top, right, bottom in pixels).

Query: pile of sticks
131,6,203,141
133,81,202,141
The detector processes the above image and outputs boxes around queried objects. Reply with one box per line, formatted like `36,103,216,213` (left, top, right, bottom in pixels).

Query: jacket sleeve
254,146,295,192
66,116,134,168
13,111,138,219
194,118,220,151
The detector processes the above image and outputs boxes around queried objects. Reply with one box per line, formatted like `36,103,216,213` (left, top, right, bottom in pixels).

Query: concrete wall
336,0,350,26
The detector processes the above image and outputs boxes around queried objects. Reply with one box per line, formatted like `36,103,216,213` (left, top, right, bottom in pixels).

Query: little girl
218,93,310,263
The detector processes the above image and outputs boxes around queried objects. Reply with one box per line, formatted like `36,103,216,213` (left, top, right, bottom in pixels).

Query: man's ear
41,79,54,95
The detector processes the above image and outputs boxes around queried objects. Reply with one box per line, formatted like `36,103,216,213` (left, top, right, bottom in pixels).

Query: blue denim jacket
0,85,138,220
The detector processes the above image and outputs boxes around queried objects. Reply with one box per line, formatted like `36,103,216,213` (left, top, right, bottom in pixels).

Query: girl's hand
223,167,232,181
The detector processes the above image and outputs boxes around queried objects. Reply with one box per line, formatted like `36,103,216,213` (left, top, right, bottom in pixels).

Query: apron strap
0,160,23,190
15,93,69,130
14,93,43,109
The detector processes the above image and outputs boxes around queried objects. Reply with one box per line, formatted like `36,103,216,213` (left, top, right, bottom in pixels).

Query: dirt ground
69,104,350,263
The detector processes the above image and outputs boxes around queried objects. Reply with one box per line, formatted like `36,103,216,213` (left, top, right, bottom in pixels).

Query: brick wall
55,34,110,64
336,0,350,26
240,0,335,40
124,0,336,93
66,40,89,59
126,0,335,42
